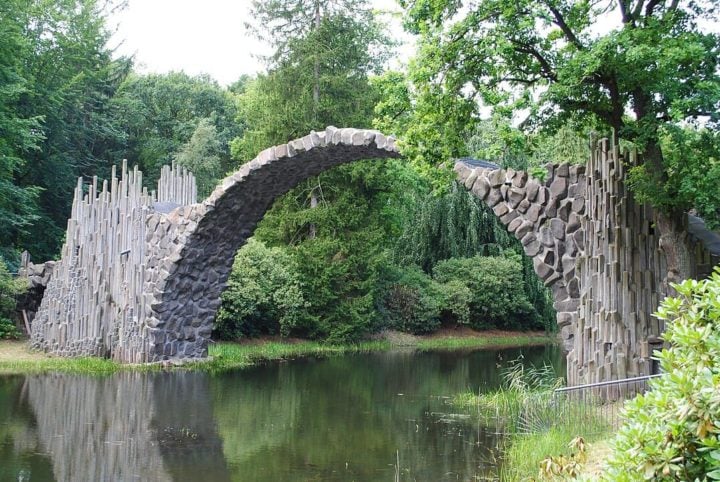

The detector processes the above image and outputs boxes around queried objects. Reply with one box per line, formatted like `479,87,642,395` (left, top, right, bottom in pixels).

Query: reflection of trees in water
22,372,230,482
1,345,563,482
211,347,558,481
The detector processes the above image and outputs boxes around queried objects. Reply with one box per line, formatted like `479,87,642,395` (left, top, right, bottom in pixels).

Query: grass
0,331,556,375
452,362,612,481
416,333,554,351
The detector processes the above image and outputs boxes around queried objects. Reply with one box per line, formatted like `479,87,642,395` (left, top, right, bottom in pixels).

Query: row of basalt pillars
30,161,196,362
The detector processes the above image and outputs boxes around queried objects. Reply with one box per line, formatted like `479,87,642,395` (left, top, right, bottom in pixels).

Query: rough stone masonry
29,128,717,385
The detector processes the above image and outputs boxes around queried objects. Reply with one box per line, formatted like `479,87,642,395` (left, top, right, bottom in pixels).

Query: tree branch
644,0,662,18
509,39,558,82
544,3,584,49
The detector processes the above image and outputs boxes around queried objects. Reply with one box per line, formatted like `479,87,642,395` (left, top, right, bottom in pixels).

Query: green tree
6,0,132,260
110,72,240,187
400,0,720,285
0,260,24,339
222,1,417,342
0,0,42,265
174,118,223,198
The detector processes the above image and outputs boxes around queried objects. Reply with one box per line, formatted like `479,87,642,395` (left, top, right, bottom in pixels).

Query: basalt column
454,139,712,386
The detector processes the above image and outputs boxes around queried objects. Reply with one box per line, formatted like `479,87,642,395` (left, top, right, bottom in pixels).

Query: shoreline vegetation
451,362,613,480
0,329,556,375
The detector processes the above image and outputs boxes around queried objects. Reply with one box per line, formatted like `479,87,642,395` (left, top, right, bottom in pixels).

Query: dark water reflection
0,344,563,482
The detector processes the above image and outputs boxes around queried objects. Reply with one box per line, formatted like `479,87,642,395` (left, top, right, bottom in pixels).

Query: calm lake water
0,345,563,482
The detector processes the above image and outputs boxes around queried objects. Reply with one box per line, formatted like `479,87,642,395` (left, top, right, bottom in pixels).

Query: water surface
0,344,563,481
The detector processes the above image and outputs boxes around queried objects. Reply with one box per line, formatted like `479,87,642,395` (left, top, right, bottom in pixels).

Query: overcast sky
110,0,411,86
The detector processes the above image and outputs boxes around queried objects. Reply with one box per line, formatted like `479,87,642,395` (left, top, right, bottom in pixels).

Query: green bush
432,255,539,330
605,267,720,481
215,239,308,339
381,266,442,334
0,317,20,340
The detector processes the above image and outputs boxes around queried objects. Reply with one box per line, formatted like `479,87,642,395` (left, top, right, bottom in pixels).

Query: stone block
524,240,541,257
556,164,569,178
550,218,566,240
526,203,542,223
558,199,572,222
488,169,505,188
512,171,528,188
507,217,523,233
526,180,540,202
500,209,519,225
515,220,534,240
533,257,554,281
569,165,586,183
507,187,525,208
463,170,479,190
549,177,568,199
493,202,509,217
539,226,554,247
472,176,490,199
517,198,531,213
572,196,585,214
486,188,503,207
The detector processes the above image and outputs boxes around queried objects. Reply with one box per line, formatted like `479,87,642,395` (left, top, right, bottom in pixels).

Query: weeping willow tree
397,181,555,331
397,181,510,272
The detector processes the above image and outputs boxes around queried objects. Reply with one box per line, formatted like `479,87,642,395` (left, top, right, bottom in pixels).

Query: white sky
110,0,412,86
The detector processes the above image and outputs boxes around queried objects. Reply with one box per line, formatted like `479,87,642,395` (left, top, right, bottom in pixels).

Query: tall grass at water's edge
0,333,555,375
452,362,612,481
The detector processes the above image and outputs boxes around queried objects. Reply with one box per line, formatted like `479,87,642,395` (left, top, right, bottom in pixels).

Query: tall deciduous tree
400,0,720,285
110,72,240,187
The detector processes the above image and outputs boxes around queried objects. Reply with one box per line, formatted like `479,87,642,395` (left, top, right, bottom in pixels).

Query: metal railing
544,374,662,434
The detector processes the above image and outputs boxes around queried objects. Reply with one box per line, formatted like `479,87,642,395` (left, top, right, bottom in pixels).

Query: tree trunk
656,209,693,294
641,141,694,294
306,0,322,240
312,0,321,113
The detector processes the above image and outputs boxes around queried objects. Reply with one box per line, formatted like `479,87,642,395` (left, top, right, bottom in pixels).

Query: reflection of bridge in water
24,372,231,482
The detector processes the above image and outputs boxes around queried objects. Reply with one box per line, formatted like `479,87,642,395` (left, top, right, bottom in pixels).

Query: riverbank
0,330,556,375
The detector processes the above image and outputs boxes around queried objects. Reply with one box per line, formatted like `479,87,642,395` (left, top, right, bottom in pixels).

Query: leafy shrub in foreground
605,267,720,481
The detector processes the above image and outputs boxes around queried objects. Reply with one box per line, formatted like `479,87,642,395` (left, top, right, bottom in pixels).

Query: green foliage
215,239,307,340
381,266,442,334
399,0,720,222
110,72,240,187
629,126,720,229
433,256,540,330
174,118,224,198
605,268,720,481
0,260,23,339
397,181,511,272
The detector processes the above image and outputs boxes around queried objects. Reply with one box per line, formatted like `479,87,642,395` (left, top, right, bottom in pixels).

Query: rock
472,176,490,199
549,177,569,199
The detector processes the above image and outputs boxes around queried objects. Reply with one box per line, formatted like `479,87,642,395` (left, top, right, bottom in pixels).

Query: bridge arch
146,127,587,364
142,128,401,360
34,127,707,386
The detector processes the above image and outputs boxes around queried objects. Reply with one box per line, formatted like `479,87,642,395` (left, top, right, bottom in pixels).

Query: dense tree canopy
395,0,720,283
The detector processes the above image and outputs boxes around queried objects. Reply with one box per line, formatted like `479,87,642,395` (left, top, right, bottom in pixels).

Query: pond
0,344,563,481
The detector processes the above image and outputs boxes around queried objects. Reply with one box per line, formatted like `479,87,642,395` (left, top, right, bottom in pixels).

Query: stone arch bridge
28,127,718,385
